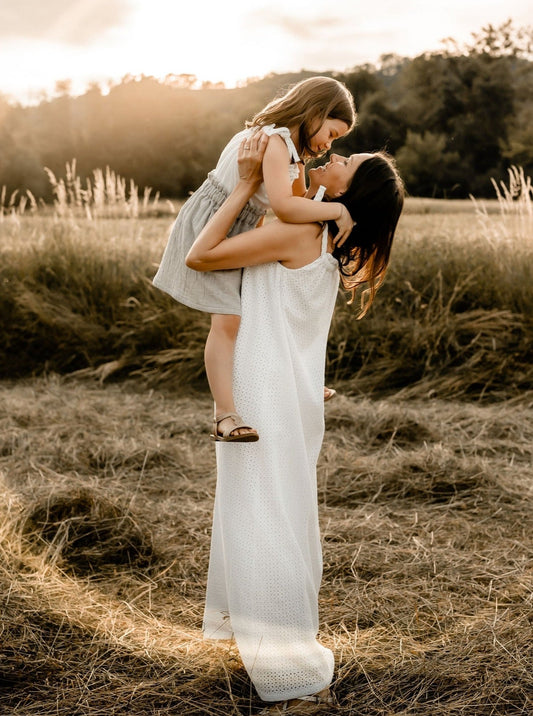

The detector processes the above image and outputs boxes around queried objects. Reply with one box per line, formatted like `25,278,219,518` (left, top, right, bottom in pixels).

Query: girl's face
308,118,350,156
309,153,373,198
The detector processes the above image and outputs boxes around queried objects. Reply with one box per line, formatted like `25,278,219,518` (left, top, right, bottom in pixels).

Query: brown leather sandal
259,688,337,714
210,412,259,443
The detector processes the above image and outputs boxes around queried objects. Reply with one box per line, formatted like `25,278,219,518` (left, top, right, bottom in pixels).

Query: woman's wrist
331,202,344,220
237,177,260,197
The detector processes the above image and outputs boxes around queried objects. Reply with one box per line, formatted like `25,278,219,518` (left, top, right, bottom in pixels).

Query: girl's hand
238,132,269,188
333,204,355,246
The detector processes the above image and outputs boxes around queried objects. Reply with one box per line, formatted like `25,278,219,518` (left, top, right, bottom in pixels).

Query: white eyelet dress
152,125,301,315
203,223,339,702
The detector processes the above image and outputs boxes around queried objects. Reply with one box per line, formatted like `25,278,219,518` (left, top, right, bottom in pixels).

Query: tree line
1,21,532,199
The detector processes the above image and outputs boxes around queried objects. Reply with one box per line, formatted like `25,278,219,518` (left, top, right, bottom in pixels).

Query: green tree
396,131,462,197
397,51,515,194
448,19,533,59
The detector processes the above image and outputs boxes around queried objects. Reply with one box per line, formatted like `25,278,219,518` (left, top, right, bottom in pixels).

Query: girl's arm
186,135,309,272
262,135,353,242
291,163,307,197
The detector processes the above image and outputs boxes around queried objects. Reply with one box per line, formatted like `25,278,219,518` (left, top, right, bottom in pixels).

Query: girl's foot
259,688,336,714
211,412,259,442
324,387,337,402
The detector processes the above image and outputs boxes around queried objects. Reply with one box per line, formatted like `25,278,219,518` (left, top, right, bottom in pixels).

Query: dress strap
313,184,326,202
261,124,301,164
321,223,329,255
312,183,329,255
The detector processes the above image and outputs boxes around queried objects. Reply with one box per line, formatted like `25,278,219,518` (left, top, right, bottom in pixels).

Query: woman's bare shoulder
264,219,324,266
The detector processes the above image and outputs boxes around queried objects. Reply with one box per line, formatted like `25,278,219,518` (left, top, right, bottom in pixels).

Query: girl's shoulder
261,123,289,136
260,125,301,164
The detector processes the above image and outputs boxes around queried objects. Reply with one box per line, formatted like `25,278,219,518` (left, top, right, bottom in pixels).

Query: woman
153,77,355,443
186,133,404,713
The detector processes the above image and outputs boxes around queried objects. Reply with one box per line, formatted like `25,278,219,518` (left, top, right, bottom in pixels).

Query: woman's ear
335,180,351,197
325,188,345,200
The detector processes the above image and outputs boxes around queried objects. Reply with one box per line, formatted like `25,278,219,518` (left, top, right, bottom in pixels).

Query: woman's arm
262,135,353,241
186,219,310,272
186,135,309,272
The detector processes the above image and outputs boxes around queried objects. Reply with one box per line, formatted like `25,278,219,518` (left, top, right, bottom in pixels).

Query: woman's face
309,153,373,198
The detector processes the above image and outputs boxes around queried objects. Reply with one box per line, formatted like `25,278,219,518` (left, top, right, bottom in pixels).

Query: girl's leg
205,314,255,438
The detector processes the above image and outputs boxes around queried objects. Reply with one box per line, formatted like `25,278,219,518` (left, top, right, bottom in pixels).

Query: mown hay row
1,378,532,713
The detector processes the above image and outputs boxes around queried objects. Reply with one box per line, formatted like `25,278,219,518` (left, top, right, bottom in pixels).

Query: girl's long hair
328,152,404,317
247,77,356,158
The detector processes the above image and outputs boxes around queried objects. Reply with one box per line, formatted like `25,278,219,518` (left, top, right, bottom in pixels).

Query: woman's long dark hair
327,152,404,317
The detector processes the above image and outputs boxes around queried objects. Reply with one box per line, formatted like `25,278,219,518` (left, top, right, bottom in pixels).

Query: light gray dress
152,125,301,315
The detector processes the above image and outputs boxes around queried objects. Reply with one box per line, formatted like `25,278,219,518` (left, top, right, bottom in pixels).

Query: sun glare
1,0,286,102
122,0,285,88
1,0,531,103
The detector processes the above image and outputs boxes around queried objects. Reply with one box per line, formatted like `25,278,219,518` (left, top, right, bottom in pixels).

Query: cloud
293,31,401,70
242,7,406,70
244,8,344,40
0,0,132,45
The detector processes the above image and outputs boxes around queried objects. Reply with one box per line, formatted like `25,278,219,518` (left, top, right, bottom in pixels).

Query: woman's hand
237,132,269,189
186,131,272,271
333,204,355,246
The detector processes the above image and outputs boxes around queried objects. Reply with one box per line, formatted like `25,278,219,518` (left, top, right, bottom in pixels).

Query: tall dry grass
1,161,176,221
0,377,532,713
0,184,40,219
471,165,533,245
1,166,532,398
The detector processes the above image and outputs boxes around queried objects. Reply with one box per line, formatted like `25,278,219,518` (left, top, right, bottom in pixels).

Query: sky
0,0,531,104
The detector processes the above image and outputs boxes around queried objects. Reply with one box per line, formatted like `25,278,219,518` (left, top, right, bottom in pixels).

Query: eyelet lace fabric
203,226,339,702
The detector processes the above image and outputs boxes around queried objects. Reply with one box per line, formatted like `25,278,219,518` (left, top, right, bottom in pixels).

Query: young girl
153,76,356,442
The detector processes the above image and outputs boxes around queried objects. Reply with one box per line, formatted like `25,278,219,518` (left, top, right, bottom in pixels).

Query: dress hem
202,633,235,641
256,674,334,704
151,280,242,316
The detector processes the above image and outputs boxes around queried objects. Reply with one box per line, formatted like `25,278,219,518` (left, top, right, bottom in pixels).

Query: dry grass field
1,172,532,713
1,377,532,714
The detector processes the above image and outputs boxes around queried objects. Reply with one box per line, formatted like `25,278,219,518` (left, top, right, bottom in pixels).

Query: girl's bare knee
210,313,241,341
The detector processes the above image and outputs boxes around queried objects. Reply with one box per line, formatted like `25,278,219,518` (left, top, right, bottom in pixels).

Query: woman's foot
211,412,259,442
259,688,336,714
324,387,337,402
